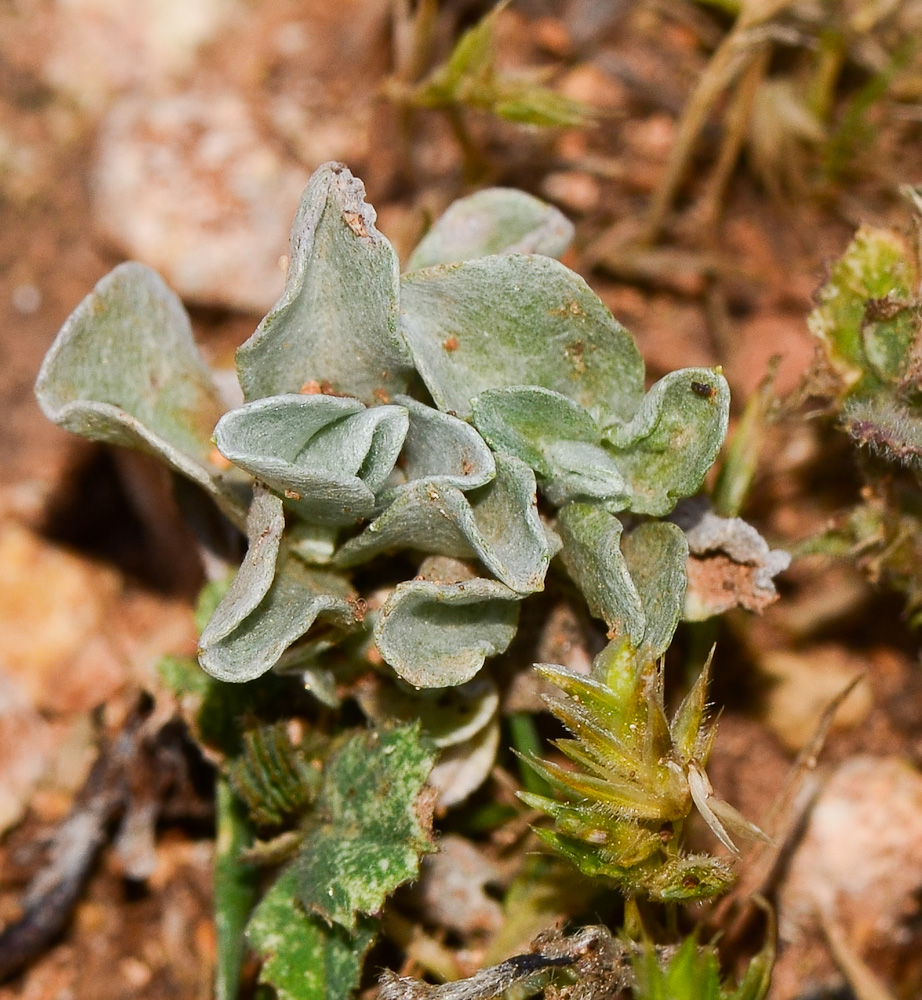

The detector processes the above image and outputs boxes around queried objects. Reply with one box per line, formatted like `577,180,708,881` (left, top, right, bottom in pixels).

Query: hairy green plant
520,640,767,902
384,0,592,171
630,930,773,1000
35,162,784,998
35,161,738,693
802,190,922,623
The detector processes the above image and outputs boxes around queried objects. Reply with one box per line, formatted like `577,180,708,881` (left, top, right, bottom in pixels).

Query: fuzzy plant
803,188,922,622
520,640,768,903
35,160,734,694
35,162,781,1000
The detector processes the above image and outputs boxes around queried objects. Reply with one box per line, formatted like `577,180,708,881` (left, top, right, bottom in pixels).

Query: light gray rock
93,93,310,313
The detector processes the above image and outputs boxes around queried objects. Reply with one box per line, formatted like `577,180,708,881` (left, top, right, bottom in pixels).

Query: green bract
520,640,767,902
36,161,731,689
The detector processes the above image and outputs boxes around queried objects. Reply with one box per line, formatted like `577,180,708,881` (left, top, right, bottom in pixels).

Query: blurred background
2,2,922,998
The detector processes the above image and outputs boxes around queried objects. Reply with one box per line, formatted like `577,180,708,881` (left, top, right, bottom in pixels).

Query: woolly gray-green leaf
557,503,644,643
34,261,235,512
294,724,435,927
399,254,644,420
384,395,495,495
247,866,377,1000
406,188,574,270
200,484,284,653
603,368,730,516
337,454,549,594
198,556,358,683
236,162,412,403
471,386,631,509
214,394,408,526
374,579,521,687
462,452,550,592
335,479,479,565
620,521,688,659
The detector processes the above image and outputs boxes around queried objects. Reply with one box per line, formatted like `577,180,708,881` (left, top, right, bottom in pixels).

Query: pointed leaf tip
237,162,412,403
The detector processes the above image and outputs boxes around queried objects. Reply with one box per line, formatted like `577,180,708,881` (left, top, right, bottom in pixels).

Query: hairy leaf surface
399,255,644,420
294,724,435,927
407,188,573,270
237,162,412,402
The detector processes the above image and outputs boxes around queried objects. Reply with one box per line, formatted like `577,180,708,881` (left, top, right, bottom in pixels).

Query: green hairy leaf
620,521,689,659
338,453,550,594
406,187,574,270
374,578,521,688
557,503,644,643
199,554,358,683
472,386,632,510
34,261,238,516
215,394,408,525
604,368,730,516
293,724,435,927
399,254,645,421
381,394,495,494
236,162,413,403
247,867,377,1000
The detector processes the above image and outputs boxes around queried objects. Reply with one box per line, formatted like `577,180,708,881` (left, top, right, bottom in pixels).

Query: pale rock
775,756,922,995
92,93,310,313
43,0,240,109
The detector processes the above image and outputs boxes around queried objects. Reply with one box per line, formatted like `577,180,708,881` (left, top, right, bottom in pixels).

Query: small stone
92,93,310,313
775,756,922,995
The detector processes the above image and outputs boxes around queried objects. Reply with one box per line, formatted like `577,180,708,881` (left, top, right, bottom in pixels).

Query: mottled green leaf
294,724,435,927
603,368,730,516
34,262,237,514
236,162,412,403
338,454,550,594
399,255,644,420
407,188,573,270
472,386,631,509
807,225,916,388
557,503,644,643
621,521,688,658
384,395,494,495
247,866,377,1000
861,300,920,386
214,393,408,525
199,556,358,682
374,578,521,687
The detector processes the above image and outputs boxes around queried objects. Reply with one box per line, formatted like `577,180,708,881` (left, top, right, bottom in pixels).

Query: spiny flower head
520,639,767,902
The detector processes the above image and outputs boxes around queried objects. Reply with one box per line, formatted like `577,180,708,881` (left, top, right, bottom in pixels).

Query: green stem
623,896,644,941
713,358,778,519
214,775,259,1000
508,712,552,797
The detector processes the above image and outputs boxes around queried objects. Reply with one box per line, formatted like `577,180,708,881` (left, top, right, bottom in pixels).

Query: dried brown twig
0,700,189,983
